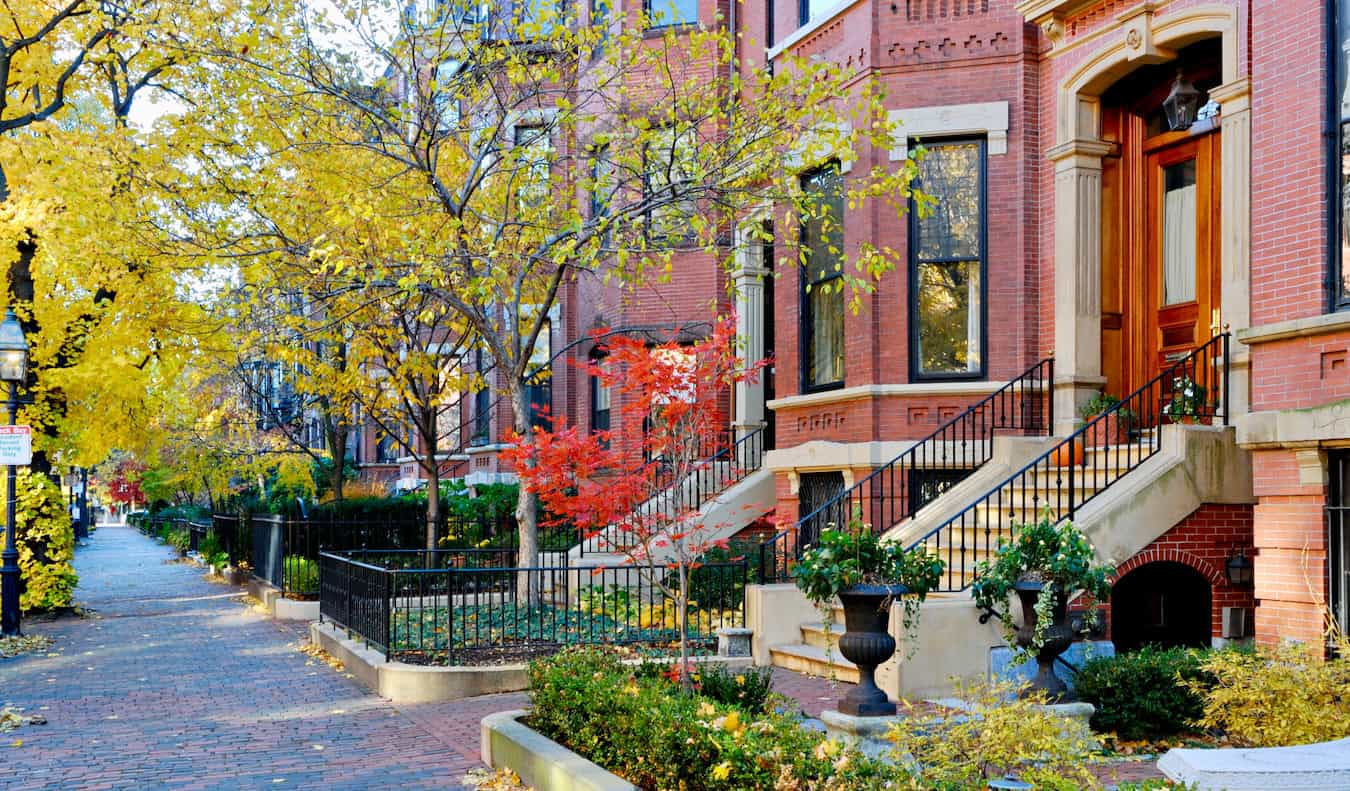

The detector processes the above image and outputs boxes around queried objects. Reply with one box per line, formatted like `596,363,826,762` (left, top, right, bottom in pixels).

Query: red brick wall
1251,448,1330,646
1250,0,1329,329
1110,503,1256,640
769,0,1043,452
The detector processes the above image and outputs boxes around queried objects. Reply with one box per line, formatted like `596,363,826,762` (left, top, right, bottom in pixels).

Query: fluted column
1212,77,1252,420
733,230,770,439
1048,138,1114,434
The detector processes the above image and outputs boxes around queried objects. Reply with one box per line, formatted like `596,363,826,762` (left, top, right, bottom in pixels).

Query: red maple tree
504,316,766,683
107,459,146,507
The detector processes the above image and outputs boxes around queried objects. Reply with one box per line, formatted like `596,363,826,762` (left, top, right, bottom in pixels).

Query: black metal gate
1330,452,1350,650
797,471,845,550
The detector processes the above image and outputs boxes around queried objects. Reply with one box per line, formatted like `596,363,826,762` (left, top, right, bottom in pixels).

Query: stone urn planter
1013,581,1074,701
836,584,907,717
1083,411,1132,447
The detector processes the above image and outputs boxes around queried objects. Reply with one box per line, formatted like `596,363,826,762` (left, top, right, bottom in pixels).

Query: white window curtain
811,286,844,384
1163,181,1197,305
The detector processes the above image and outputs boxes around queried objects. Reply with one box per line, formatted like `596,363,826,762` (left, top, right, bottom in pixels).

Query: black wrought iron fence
319,550,748,663
908,333,1230,592
248,514,521,598
758,357,1054,582
1329,452,1350,653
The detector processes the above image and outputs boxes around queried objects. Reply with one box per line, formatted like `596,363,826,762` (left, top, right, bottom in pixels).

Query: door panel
1145,132,1221,383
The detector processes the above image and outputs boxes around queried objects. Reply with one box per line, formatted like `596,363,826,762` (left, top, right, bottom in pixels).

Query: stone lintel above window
888,102,1009,161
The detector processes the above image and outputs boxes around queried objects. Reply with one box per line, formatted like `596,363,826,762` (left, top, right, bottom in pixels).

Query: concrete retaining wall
310,621,529,703
482,710,638,791
246,578,320,621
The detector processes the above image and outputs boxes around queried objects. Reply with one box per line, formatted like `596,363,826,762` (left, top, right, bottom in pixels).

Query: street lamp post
0,310,30,636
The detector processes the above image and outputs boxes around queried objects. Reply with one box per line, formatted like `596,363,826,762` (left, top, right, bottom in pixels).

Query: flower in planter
970,511,1113,661
1162,375,1207,422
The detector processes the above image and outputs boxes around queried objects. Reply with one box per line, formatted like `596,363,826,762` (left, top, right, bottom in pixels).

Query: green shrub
1075,646,1213,739
283,555,319,593
199,532,223,560
6,470,77,612
686,544,750,611
692,662,775,713
167,529,191,553
527,648,889,790
148,503,209,520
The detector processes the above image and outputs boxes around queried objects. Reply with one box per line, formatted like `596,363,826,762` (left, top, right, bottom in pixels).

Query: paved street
0,525,852,791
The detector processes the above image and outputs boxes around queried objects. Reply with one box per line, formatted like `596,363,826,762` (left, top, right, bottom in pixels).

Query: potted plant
1162,375,1207,425
1050,438,1084,467
971,513,1112,701
1078,391,1135,447
795,524,944,716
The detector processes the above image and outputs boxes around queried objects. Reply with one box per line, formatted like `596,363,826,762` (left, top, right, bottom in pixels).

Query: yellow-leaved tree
161,0,927,596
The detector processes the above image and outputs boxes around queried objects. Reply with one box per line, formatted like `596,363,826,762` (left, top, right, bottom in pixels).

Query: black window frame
483,0,568,40
590,143,613,248
375,433,399,464
590,0,610,40
526,317,553,431
1330,0,1350,312
907,136,989,382
472,348,492,444
643,0,697,28
641,124,696,245
589,351,611,447
799,162,846,394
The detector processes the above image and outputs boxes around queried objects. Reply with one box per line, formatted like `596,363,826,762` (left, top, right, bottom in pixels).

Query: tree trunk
8,236,55,479
678,561,691,693
329,421,348,503
511,381,541,605
423,412,440,560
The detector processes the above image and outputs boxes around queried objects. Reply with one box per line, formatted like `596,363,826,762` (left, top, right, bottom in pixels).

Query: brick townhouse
342,0,1348,689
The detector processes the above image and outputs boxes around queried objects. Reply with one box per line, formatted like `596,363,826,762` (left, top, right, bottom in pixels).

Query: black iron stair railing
908,332,1231,592
582,425,768,555
757,356,1055,582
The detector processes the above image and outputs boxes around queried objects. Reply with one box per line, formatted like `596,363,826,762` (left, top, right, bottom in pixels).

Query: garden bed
490,648,1182,791
390,603,722,664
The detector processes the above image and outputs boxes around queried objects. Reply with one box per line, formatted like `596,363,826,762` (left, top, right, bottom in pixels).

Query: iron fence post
1222,333,1231,426
1047,355,1055,435
344,554,353,640
384,567,393,662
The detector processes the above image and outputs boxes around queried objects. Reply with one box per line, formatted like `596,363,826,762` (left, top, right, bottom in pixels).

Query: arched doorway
1099,39,1224,401
1111,561,1212,651
1041,3,1251,429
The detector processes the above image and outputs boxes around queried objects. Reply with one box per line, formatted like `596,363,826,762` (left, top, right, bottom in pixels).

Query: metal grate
1330,452,1350,649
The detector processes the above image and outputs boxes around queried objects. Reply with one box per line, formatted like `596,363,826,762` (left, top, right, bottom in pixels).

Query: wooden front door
1144,131,1221,380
